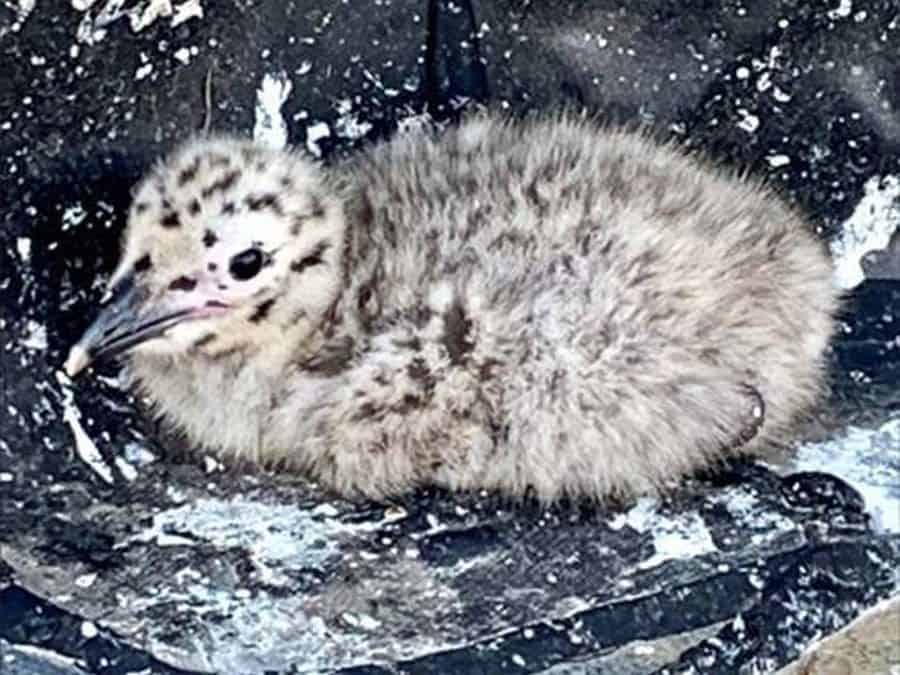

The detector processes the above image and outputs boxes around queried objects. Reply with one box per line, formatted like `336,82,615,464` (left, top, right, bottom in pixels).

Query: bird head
64,136,346,377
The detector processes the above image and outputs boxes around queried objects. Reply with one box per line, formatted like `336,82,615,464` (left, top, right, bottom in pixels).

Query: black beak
64,274,192,377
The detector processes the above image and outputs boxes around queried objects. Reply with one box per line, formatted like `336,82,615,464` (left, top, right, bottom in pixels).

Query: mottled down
66,112,838,501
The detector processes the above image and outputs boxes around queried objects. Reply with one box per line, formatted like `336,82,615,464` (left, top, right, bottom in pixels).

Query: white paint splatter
253,72,293,150
61,204,87,230
114,456,139,482
716,487,798,546
333,100,373,141
15,236,31,261
71,0,204,43
134,62,153,80
766,154,791,168
0,0,36,39
172,0,203,27
55,370,115,485
75,572,98,588
830,174,900,289
827,0,853,20
304,121,331,158
124,441,156,466
610,498,718,569
20,320,47,351
133,497,386,585
736,108,760,133
127,0,173,32
790,417,900,533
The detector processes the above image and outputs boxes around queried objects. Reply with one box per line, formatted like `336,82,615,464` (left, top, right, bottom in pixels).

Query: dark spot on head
222,201,236,215
201,170,241,199
134,254,152,273
169,276,197,292
355,402,379,421
309,195,325,219
442,297,474,365
478,358,501,381
291,241,330,274
280,176,293,188
396,394,423,413
407,357,435,393
245,193,282,215
203,229,218,247
134,202,149,214
161,212,181,228
188,199,201,216
358,191,374,222
249,298,276,323
208,262,217,272
193,333,217,349
178,159,200,186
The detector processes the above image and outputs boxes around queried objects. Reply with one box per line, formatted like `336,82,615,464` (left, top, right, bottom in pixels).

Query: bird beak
64,273,194,377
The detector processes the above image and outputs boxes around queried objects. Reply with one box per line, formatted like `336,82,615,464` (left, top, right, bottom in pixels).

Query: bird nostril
169,276,198,292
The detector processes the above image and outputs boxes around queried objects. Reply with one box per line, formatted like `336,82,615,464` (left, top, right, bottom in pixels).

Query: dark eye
229,248,264,281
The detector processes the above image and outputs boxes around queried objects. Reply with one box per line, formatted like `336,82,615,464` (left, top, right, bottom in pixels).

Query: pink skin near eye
172,272,233,319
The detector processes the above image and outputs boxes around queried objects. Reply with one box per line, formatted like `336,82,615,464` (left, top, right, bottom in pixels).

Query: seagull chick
65,113,838,501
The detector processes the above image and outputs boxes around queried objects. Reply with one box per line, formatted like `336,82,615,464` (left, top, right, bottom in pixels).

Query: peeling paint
831,174,900,289
253,72,293,150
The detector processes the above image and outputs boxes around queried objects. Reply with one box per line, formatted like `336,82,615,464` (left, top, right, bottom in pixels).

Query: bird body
66,113,838,501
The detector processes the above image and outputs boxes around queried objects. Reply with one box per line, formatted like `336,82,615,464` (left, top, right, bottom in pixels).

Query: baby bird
65,113,838,501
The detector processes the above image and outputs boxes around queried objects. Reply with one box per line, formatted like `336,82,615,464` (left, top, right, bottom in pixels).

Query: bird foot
727,383,766,451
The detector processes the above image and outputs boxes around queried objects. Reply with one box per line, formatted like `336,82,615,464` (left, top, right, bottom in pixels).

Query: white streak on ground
55,370,115,485
609,498,718,569
831,174,900,289
253,72,293,150
133,497,396,582
3,642,89,675
129,497,456,672
171,0,203,27
789,417,900,533
15,237,31,262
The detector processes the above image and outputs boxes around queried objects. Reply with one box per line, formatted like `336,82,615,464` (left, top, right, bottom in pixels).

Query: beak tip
64,345,91,378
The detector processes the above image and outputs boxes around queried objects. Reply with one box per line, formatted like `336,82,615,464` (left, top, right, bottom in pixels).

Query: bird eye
229,248,265,281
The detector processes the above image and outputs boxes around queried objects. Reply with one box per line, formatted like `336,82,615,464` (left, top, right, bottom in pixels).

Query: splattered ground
1,1,899,674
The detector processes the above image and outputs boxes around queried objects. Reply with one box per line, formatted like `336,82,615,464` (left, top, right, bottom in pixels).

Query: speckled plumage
68,112,838,501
